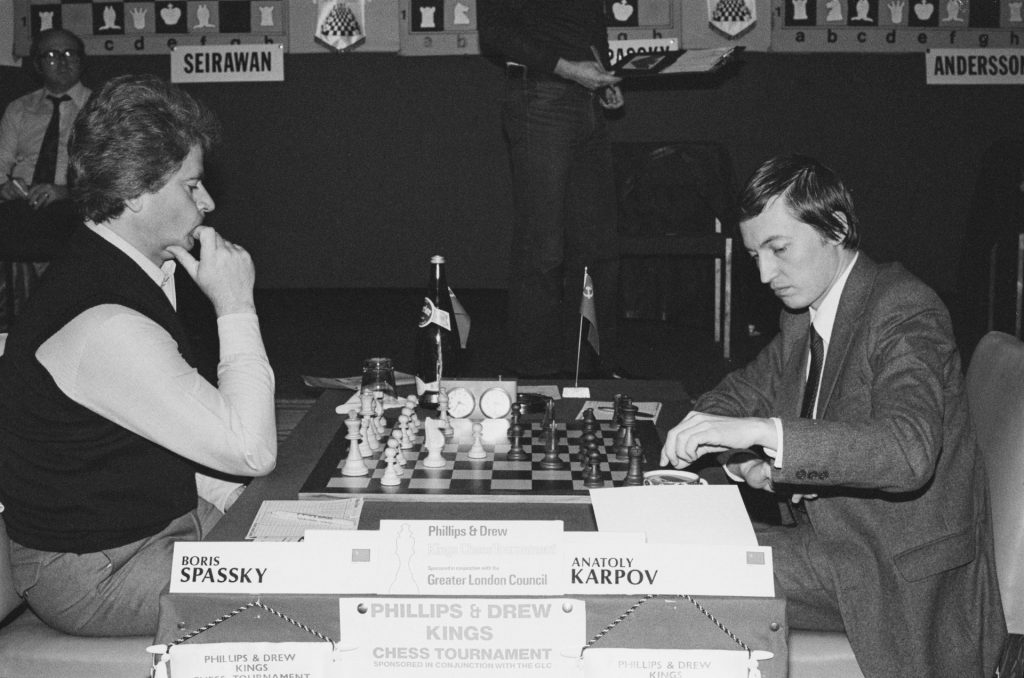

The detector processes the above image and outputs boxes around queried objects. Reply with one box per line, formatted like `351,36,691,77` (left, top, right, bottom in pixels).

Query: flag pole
573,267,588,388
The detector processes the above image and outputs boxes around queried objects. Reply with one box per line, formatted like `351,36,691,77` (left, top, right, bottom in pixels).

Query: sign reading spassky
926,49,1024,84
171,44,284,84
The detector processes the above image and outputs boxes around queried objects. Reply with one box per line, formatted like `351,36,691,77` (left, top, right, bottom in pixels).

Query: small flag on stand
580,271,600,355
316,0,366,52
448,287,471,349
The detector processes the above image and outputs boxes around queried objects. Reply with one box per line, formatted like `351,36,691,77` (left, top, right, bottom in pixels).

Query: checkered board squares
13,1,288,56
299,420,663,503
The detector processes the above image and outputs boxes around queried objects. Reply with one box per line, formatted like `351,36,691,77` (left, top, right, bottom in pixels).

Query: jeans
9,499,222,637
502,75,620,375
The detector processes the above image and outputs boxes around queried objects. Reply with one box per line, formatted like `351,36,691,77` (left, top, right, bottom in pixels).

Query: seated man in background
0,29,92,314
660,155,1006,677
0,74,276,637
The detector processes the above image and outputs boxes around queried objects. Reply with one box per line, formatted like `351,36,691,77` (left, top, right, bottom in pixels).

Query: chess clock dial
480,387,513,419
446,386,476,419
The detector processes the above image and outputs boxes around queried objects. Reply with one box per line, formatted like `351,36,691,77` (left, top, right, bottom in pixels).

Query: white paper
590,485,757,546
247,499,363,541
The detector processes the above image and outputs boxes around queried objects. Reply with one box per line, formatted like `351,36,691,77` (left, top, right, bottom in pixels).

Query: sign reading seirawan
171,44,284,83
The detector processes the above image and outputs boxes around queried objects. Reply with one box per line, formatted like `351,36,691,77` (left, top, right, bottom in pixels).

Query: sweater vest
0,227,202,553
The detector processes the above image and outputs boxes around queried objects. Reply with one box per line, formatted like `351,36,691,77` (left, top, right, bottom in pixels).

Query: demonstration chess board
299,419,663,503
13,1,288,57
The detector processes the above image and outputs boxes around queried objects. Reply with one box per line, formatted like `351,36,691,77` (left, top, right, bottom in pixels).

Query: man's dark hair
736,154,860,249
68,74,221,223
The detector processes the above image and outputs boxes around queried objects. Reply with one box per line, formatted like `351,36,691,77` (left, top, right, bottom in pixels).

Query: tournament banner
12,0,288,57
771,0,1024,51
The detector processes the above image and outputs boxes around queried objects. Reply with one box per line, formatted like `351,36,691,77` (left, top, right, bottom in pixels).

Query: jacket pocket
893,526,975,582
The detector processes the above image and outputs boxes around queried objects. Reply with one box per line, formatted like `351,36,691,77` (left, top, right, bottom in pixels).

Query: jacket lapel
817,254,877,417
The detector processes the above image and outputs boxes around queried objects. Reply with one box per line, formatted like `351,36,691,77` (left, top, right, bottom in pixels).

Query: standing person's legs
10,500,221,637
504,78,585,376
563,94,620,372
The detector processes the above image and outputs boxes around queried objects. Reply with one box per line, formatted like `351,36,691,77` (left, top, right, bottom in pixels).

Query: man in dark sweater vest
0,75,276,636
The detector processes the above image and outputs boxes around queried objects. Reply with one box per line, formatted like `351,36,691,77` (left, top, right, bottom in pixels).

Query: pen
597,407,655,418
271,510,355,528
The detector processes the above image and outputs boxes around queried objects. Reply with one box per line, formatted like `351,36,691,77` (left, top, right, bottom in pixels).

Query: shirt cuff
217,313,266,359
767,417,784,469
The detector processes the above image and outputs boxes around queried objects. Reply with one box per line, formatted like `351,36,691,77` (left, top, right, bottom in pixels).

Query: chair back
966,331,1024,633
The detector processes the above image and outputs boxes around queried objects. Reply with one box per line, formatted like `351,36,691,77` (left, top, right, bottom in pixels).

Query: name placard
162,641,335,678
561,543,775,597
171,44,284,83
926,49,1024,85
376,520,563,595
337,597,585,677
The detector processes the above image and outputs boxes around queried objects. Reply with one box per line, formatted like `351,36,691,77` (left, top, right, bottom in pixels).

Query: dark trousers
502,76,620,375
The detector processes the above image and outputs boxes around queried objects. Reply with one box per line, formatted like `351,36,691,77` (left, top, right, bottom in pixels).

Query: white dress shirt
0,82,91,187
35,223,276,510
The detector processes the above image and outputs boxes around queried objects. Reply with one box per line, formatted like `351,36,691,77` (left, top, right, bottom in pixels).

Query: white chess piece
131,7,148,30
399,414,415,450
468,422,486,460
341,411,369,476
195,4,215,28
381,439,401,486
423,418,447,468
389,430,406,475
438,387,453,436
259,5,276,27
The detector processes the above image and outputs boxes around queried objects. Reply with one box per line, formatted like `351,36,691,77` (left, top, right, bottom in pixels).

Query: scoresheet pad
299,419,663,502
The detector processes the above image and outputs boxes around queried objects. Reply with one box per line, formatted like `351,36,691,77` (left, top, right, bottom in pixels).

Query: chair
613,141,734,359
0,331,152,677
966,332,1024,640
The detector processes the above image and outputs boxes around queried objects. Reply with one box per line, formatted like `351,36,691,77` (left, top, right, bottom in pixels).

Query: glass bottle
414,255,461,405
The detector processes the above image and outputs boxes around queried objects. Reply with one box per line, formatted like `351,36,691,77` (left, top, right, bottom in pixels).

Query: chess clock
441,379,517,420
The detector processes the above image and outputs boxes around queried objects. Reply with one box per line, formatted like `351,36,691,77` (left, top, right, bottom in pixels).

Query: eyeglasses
38,49,82,64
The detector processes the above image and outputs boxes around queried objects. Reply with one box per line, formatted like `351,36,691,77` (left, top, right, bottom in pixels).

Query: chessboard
298,417,664,503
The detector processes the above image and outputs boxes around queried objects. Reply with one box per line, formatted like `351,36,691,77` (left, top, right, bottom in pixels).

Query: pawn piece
381,439,401,486
389,430,406,474
358,415,374,457
406,395,422,432
341,411,369,476
438,387,453,436
468,421,487,460
385,436,405,477
398,414,414,450
624,438,645,486
507,402,528,461
422,418,447,468
401,405,417,437
584,437,604,488
579,429,597,467
365,416,383,453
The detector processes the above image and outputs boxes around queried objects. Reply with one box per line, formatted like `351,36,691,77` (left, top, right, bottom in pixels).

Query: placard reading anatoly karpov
337,597,585,677
376,520,563,595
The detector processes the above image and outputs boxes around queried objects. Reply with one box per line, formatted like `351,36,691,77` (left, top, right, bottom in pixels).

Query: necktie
800,325,825,418
31,94,71,186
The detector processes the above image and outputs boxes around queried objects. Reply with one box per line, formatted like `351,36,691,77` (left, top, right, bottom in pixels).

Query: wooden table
158,381,790,676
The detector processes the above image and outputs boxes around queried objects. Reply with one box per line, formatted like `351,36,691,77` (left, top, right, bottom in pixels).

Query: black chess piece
613,403,637,461
624,438,645,486
613,394,632,449
539,414,566,470
584,438,604,488
507,402,528,461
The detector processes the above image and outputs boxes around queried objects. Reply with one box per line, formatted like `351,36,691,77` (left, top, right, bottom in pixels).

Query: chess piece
624,438,645,486
613,394,632,449
406,395,422,433
341,411,369,476
614,403,638,461
468,421,487,459
423,418,447,468
539,415,566,470
398,414,414,450
507,402,528,461
381,439,401,486
438,387,453,436
584,438,604,488
389,430,406,474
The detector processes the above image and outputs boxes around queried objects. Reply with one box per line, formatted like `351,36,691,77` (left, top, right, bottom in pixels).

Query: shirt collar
36,81,90,108
809,251,858,346
86,221,178,308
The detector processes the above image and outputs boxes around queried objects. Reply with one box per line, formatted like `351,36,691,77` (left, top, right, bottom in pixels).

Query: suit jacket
695,254,1006,677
